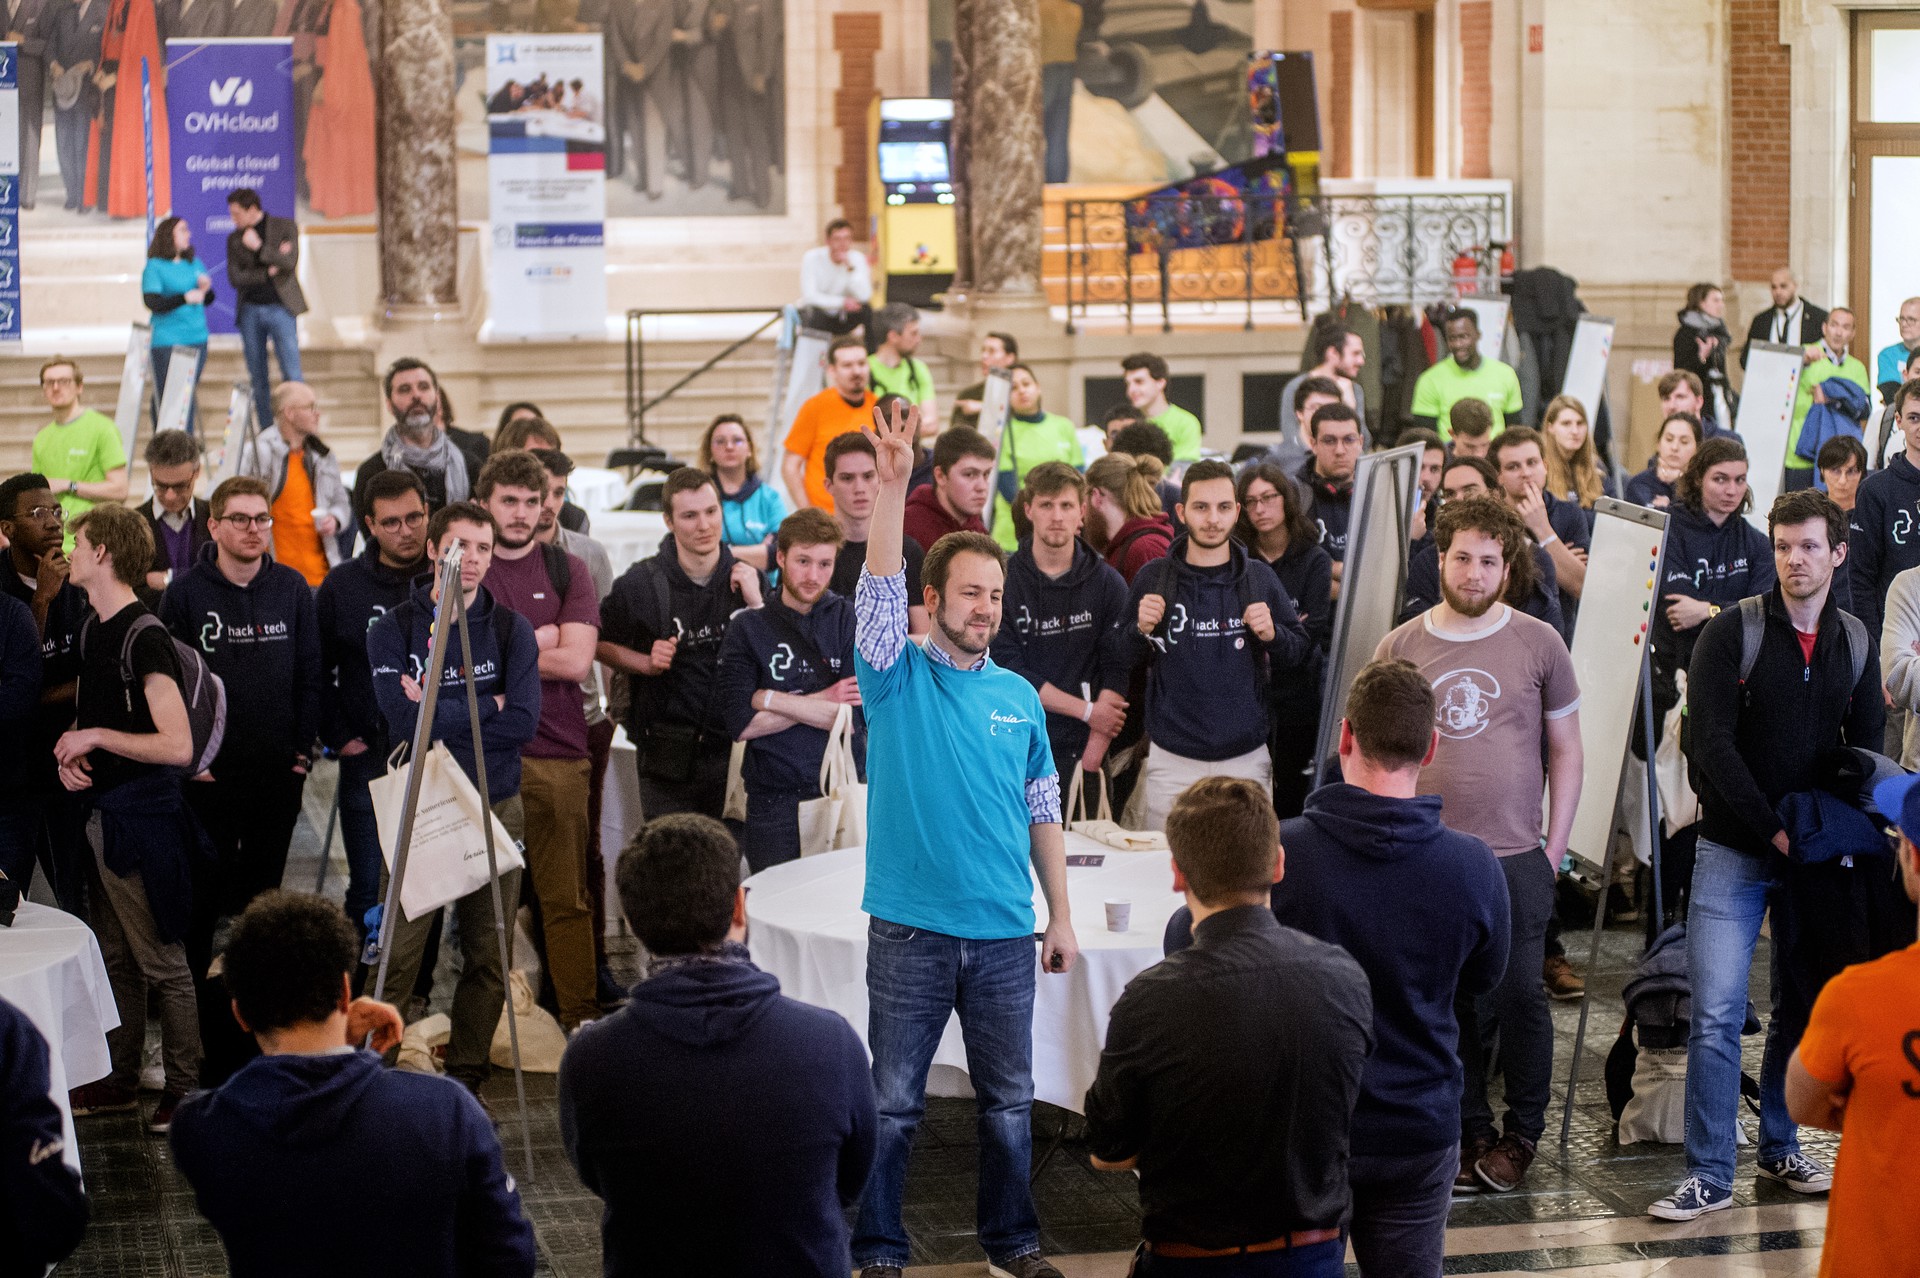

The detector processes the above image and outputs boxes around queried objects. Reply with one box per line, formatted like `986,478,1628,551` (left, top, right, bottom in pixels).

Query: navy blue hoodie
0,594,42,798
1,571,89,788
1847,451,1920,636
0,996,87,1278
1401,533,1566,641
1654,504,1776,669
1297,460,1353,563
159,544,321,774
315,544,426,753
714,589,863,793
559,956,877,1278
170,1050,534,1278
1164,784,1510,1156
993,539,1135,763
1129,536,1310,761
367,578,539,797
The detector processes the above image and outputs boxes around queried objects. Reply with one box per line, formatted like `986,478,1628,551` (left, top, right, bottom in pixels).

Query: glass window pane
1871,156,1920,369
1871,29,1920,122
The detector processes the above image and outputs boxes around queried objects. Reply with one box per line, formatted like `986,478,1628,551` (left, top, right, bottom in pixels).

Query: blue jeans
1128,1241,1345,1277
853,918,1041,1270
336,748,386,942
236,301,302,432
151,342,209,435
1683,837,1799,1190
1347,1145,1456,1278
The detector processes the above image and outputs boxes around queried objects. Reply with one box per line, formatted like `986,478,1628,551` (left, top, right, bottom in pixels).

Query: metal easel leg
453,598,537,1184
314,780,341,894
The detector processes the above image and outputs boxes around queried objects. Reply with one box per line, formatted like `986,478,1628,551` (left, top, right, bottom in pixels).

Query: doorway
1849,12,1920,372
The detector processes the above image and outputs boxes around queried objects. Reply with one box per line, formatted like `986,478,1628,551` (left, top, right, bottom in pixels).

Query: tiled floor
57,765,1833,1276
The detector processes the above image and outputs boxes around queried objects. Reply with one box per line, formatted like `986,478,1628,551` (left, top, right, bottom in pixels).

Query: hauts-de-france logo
1433,667,1501,740
209,77,254,106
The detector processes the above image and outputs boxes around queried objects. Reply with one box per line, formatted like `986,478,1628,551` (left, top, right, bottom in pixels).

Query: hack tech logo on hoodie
198,610,289,654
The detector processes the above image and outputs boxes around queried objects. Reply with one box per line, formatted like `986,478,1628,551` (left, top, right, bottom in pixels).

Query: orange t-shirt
271,454,330,586
1796,941,1920,1278
784,388,875,512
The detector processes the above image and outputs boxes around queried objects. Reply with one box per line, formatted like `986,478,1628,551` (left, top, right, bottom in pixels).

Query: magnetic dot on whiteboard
1633,635,1641,644
1645,579,1653,588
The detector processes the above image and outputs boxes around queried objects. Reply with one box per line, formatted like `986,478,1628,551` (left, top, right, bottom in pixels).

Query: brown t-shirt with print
1374,605,1581,858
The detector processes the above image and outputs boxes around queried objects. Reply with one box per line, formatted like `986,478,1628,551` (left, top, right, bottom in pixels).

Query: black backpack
80,612,227,775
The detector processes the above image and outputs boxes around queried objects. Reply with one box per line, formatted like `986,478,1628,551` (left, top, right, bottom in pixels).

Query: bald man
1742,269,1829,368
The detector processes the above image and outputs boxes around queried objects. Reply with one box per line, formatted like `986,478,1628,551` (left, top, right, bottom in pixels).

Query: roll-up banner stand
155,348,202,436
485,34,608,338
1312,443,1423,778
115,325,153,463
978,367,1013,442
0,42,20,350
164,38,297,336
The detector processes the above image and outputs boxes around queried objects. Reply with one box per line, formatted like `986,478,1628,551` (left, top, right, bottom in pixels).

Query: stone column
947,0,974,296
377,0,459,318
962,0,1044,303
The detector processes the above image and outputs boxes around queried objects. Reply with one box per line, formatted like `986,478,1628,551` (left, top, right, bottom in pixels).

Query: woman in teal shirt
991,364,1084,548
141,216,214,435
700,412,788,569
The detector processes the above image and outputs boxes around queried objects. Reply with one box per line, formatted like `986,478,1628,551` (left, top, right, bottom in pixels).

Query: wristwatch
67,480,78,495
1708,604,1722,618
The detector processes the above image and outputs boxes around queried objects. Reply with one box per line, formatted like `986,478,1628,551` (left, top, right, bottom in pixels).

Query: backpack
82,612,227,775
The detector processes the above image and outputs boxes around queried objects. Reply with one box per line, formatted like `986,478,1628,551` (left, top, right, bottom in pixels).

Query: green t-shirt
1786,347,1871,470
1410,357,1524,440
31,409,126,551
1149,404,1204,461
991,411,1085,549
869,354,935,407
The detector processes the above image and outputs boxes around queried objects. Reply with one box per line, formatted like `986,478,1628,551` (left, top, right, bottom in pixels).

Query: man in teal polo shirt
1875,297,1920,405
1786,307,1871,492
850,399,1078,1278
1121,351,1203,461
29,357,129,552
1410,309,1524,442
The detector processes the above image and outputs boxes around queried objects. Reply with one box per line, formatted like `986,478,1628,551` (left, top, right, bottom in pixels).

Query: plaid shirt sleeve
1026,774,1062,826
855,564,909,671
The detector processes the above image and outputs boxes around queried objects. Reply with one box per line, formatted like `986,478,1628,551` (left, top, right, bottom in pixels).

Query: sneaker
148,1092,183,1135
988,1257,1065,1278
1758,1152,1833,1194
1543,954,1586,1001
1453,1135,1494,1195
1649,1175,1734,1220
858,1268,903,1278
69,1082,138,1116
1474,1132,1537,1192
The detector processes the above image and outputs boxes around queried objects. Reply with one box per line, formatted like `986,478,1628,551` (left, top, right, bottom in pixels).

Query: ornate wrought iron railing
1058,189,1509,333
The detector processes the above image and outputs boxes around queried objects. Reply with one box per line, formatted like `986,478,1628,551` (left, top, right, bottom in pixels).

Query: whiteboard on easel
215,383,254,483
1556,497,1669,869
1733,341,1806,532
1459,297,1511,366
114,325,151,464
978,368,1013,444
154,348,200,437
1560,316,1614,423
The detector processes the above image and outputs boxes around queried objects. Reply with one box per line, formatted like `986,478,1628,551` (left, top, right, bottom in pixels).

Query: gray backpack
82,612,228,775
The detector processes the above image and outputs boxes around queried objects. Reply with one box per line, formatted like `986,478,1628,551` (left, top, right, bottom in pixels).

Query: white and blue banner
485,33,607,338
0,43,22,348
164,38,296,335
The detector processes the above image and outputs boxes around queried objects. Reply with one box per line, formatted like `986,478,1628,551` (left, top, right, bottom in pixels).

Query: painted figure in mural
277,0,330,202
47,0,107,211
301,0,376,217
157,0,229,41
711,0,776,208
10,0,54,210
606,0,669,197
85,0,170,219
663,0,713,191
224,0,277,38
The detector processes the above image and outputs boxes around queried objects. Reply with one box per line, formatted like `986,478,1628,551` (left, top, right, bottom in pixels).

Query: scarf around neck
381,424,469,502
643,939,754,982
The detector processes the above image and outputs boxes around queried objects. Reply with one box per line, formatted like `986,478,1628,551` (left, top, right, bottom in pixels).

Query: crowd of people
4,271,1920,1278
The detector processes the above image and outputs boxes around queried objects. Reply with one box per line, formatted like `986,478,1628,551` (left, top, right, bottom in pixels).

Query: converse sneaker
1649,1176,1734,1221
1758,1152,1832,1194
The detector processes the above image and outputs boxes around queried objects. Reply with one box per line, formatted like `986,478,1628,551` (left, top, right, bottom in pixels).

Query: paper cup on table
1104,899,1132,933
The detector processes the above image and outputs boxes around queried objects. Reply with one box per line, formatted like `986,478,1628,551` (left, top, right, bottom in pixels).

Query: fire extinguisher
1452,249,1481,297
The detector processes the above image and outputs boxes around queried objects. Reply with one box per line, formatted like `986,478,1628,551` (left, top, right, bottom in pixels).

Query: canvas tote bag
372,742,525,921
798,704,866,856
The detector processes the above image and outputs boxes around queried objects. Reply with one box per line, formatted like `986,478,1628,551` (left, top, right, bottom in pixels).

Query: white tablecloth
593,510,670,580
0,903,120,1172
599,727,643,934
569,466,632,514
746,839,1181,1113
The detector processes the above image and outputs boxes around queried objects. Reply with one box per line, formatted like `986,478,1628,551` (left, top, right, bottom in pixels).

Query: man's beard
935,607,998,656
497,526,535,551
1441,578,1501,619
398,406,434,436
1188,526,1230,551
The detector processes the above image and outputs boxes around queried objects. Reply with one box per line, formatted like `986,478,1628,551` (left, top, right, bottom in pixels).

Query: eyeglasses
217,513,274,530
1245,493,1284,510
23,504,65,523
40,377,77,388
152,480,196,495
375,511,428,532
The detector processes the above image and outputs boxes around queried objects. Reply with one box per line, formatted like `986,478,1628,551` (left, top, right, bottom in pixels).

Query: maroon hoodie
1104,513,1174,583
902,482,987,552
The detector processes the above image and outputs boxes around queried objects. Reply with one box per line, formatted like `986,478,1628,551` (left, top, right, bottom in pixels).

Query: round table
746,838,1181,1114
592,510,670,580
0,903,120,1173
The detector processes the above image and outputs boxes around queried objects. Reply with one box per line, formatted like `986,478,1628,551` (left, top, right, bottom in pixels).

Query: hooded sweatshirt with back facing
558,954,877,1278
168,1050,535,1278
